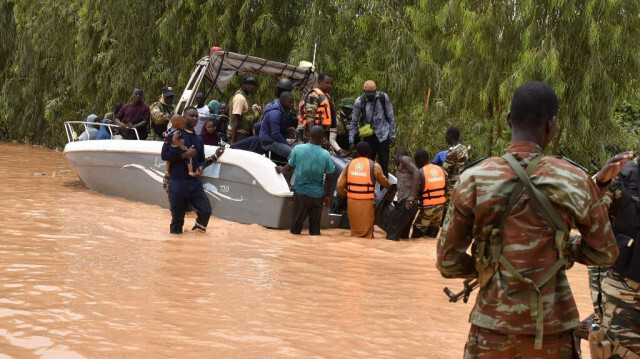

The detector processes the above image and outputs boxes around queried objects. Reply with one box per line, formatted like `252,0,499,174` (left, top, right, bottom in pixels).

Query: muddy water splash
0,142,595,358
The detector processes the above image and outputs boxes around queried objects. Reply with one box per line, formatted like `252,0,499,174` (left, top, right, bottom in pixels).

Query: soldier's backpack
473,153,570,350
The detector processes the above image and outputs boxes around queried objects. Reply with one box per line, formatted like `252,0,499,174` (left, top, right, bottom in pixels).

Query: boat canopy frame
176,51,317,114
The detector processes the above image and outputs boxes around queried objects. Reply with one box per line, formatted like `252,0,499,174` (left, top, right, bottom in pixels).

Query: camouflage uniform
437,141,618,358
442,142,469,197
596,158,640,356
412,204,445,238
149,97,175,141
413,174,451,239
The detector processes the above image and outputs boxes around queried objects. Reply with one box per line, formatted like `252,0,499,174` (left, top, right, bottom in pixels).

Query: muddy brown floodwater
0,142,595,358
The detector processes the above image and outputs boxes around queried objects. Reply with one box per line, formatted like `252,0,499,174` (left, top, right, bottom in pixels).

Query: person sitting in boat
78,114,99,141
194,90,212,135
199,119,219,146
114,87,150,140
149,86,175,141
228,76,260,145
207,100,220,117
165,115,195,178
95,118,112,140
231,121,264,154
216,102,229,144
259,91,295,159
329,98,354,157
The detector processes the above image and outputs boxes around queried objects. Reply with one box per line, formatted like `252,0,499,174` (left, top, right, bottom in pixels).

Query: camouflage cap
339,98,355,109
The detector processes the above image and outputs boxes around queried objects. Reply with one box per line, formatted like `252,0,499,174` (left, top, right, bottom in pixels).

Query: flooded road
0,142,595,358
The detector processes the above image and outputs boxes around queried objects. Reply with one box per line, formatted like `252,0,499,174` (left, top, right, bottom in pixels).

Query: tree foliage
2,0,640,171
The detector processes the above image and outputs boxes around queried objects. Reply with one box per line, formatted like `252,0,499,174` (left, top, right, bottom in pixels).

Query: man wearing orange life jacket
303,73,336,136
412,149,450,238
337,141,390,238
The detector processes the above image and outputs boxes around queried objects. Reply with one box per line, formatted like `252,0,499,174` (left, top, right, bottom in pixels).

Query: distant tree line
2,0,640,171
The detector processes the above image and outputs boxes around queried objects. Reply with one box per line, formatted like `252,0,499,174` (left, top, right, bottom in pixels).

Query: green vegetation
2,0,640,171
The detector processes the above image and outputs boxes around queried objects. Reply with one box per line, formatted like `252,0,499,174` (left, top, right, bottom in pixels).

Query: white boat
63,51,395,229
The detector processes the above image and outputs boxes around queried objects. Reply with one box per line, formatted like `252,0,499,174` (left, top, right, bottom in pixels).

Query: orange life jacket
301,88,333,127
420,164,446,206
346,157,376,200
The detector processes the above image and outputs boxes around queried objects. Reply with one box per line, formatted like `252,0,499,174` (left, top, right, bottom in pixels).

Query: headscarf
199,120,219,146
208,100,220,115
78,114,99,141
96,119,111,140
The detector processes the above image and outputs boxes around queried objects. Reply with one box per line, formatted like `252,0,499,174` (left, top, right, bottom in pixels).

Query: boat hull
63,140,345,229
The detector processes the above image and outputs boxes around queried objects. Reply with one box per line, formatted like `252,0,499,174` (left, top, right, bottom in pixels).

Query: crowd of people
78,76,639,358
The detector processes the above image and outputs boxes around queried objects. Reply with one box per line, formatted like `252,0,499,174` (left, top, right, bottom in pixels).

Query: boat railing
64,121,141,143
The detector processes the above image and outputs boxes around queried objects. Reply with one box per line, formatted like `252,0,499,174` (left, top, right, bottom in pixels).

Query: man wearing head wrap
349,80,396,177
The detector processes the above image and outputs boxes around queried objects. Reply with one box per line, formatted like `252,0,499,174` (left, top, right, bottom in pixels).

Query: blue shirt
288,143,335,198
432,150,448,167
259,99,289,144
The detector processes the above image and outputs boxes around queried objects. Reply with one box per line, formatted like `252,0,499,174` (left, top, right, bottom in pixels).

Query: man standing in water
161,107,224,234
437,81,627,357
385,147,420,241
115,87,150,140
412,149,448,238
276,126,335,235
337,141,390,238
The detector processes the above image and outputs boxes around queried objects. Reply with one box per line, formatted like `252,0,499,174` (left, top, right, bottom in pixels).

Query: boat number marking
219,185,230,193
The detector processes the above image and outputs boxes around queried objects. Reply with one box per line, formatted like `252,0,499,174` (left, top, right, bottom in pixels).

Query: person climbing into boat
161,107,223,234
385,147,421,241
114,87,150,140
275,126,335,236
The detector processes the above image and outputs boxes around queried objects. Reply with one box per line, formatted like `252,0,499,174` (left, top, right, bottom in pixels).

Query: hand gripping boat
63,51,395,229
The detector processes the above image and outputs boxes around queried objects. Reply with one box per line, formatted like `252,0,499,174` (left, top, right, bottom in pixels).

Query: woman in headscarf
199,119,219,146
78,114,99,141
95,118,112,140
208,100,220,115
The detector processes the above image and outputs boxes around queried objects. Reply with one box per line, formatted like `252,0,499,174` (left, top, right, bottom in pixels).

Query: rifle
443,278,479,303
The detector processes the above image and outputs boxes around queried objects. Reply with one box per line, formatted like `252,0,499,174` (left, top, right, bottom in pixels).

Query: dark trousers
290,192,324,235
385,199,419,240
169,178,212,234
365,133,390,177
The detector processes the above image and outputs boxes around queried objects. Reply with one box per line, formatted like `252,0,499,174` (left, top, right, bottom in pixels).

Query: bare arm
229,115,241,144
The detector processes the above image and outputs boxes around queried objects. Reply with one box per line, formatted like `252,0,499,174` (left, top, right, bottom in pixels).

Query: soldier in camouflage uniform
442,127,470,197
303,73,335,140
437,81,627,358
589,154,640,358
149,86,175,141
